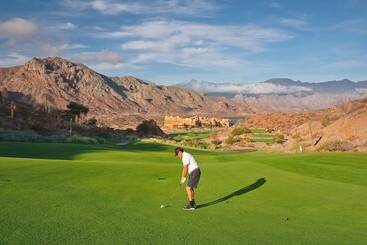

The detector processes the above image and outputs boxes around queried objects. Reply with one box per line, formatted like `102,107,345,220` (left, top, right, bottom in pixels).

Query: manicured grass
170,130,211,141
0,141,366,244
249,128,275,143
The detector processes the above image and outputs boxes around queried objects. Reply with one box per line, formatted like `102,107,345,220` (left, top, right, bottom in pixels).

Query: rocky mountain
0,57,249,129
178,79,367,112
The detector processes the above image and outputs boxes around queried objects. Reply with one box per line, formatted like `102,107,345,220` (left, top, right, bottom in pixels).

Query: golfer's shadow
197,178,266,209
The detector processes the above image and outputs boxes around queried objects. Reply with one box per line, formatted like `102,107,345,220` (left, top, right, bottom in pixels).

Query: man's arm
180,165,188,184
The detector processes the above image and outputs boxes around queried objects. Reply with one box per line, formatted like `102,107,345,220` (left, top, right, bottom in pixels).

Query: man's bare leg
185,186,194,201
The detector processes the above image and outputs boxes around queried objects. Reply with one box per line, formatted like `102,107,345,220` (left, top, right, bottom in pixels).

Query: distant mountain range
177,79,367,111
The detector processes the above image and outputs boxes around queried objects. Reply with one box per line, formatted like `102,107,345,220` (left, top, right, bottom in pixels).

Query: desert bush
274,134,286,144
321,115,331,127
291,133,303,143
318,140,354,152
225,135,240,145
211,139,222,145
85,118,98,126
231,127,251,136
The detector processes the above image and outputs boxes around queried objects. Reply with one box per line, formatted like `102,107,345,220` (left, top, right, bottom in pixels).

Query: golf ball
160,205,165,208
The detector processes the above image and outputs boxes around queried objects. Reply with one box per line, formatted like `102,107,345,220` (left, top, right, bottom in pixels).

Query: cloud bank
65,0,217,16
182,80,313,95
0,18,38,41
97,20,292,68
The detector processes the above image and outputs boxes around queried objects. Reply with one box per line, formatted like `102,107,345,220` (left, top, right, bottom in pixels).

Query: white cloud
0,53,29,67
70,50,123,65
65,0,217,16
279,18,308,29
68,50,144,74
39,42,88,56
109,20,291,68
57,22,76,30
184,80,313,94
112,20,291,50
60,43,88,49
0,18,38,41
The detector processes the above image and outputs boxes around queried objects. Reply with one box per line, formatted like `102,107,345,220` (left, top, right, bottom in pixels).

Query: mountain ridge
0,57,249,129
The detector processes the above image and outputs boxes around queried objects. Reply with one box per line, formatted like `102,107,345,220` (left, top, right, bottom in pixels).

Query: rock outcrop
163,115,231,129
136,119,166,138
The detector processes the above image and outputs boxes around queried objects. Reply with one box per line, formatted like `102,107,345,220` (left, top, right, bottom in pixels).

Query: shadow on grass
123,141,173,152
0,142,115,160
197,178,266,209
0,141,173,160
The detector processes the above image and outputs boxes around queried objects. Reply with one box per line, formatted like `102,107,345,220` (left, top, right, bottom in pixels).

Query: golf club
160,181,183,209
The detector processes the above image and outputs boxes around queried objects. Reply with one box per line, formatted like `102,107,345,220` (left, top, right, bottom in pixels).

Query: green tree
64,102,89,122
63,102,89,135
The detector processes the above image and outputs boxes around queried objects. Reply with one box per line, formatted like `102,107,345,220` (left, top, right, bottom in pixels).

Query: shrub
231,127,251,136
225,136,239,145
85,118,98,126
274,134,286,144
291,133,302,143
321,115,331,127
211,139,222,145
318,141,353,152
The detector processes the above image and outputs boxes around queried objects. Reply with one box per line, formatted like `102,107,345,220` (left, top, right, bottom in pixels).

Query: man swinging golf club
174,147,201,210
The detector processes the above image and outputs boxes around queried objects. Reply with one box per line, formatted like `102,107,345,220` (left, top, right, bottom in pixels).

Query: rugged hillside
0,57,249,129
294,97,367,151
178,79,367,112
241,97,367,151
111,76,248,115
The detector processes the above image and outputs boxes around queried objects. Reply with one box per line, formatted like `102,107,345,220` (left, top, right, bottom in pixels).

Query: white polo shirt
182,152,199,174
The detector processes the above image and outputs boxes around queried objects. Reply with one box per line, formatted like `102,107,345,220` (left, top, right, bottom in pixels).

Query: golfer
174,147,201,210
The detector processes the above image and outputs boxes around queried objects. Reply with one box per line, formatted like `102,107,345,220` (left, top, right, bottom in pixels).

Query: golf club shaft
167,183,182,206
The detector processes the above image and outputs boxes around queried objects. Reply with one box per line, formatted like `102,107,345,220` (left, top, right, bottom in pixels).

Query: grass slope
0,141,366,244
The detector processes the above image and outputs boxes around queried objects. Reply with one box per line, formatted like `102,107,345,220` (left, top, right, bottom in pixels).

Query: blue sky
0,0,366,84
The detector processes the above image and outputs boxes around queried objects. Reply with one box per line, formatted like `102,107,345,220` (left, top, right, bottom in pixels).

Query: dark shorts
187,168,201,189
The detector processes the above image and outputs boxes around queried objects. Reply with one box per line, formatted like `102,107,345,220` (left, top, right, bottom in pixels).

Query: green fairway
170,130,211,141
0,142,366,244
249,128,275,143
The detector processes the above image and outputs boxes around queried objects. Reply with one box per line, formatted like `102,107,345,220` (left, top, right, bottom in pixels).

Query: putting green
0,141,366,244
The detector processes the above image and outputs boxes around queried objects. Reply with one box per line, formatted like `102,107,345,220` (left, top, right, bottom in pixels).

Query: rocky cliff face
0,57,249,129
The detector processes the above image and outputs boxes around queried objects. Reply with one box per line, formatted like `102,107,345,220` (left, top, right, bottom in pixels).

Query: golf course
0,141,366,244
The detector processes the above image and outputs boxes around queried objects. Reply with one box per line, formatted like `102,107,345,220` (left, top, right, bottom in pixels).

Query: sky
0,0,366,84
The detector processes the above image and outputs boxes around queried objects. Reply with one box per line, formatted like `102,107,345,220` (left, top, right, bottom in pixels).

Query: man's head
174,147,184,158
